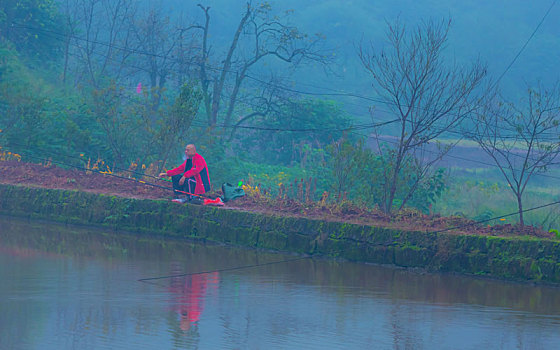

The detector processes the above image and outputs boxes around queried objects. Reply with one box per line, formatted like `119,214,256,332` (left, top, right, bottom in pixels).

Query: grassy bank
0,183,559,284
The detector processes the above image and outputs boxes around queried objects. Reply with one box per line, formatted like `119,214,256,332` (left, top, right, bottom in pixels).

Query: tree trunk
517,194,524,227
385,151,404,214
210,5,251,127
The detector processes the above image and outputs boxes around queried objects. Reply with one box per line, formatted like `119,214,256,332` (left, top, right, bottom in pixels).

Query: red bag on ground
203,197,224,206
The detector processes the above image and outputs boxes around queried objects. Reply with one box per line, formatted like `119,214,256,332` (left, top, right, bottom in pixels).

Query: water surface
1,216,559,349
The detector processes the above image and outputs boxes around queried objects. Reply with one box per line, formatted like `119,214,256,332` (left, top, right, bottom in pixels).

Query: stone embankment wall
1,184,559,284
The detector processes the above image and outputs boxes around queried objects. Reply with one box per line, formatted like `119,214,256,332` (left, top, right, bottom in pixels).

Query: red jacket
166,153,211,194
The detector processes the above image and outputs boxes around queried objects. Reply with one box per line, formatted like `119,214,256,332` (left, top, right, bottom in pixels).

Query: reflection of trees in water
0,217,203,261
299,258,560,315
390,303,420,350
3,216,560,316
3,216,560,347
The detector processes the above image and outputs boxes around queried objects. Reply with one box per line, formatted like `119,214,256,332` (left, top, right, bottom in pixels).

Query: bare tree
129,8,199,112
174,17,200,88
61,0,79,83
131,82,203,173
131,8,175,95
227,74,295,141
65,0,137,87
359,18,486,214
191,2,328,129
468,83,560,226
157,83,203,172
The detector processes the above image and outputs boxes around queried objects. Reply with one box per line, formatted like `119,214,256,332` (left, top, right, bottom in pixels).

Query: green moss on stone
1,184,559,284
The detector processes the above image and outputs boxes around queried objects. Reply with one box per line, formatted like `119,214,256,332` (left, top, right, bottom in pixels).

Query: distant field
434,165,560,230
369,136,560,173
404,139,560,228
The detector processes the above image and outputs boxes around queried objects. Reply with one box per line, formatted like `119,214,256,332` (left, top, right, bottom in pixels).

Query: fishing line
3,149,558,272
430,199,560,234
0,147,209,199
138,198,560,283
4,143,559,230
5,141,168,182
138,255,312,283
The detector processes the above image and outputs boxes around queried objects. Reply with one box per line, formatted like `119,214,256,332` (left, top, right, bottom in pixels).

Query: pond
1,215,559,349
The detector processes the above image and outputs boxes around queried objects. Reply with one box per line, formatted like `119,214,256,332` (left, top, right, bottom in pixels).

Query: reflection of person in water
169,271,219,332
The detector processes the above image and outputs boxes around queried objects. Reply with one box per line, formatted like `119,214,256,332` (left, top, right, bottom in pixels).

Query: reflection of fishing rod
138,256,312,283
5,141,170,183
2,148,210,199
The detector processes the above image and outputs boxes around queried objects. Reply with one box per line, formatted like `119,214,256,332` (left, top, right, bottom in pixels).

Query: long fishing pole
5,141,169,182
1,148,210,199
138,256,312,284
2,148,305,285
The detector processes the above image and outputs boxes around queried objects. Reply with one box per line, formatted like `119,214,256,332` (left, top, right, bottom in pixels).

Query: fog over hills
162,0,560,122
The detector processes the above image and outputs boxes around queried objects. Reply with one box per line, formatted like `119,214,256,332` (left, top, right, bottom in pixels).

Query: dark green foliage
88,82,141,167
326,136,363,198
238,99,353,165
346,143,447,212
0,0,65,61
408,168,447,213
0,45,47,153
0,1,517,218
474,210,496,223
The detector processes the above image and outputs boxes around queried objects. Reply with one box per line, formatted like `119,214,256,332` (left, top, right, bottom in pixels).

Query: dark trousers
171,175,196,198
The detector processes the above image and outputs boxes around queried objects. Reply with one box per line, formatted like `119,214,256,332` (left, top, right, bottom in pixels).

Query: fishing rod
1,147,211,199
3,148,306,284
138,256,312,285
5,141,169,183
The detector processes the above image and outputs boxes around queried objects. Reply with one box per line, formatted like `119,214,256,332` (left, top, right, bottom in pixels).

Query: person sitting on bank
159,144,211,200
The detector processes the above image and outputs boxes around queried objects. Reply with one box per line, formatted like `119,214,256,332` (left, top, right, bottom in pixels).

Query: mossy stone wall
1,184,559,284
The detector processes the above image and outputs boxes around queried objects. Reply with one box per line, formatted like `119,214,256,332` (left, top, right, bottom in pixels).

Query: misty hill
163,0,560,122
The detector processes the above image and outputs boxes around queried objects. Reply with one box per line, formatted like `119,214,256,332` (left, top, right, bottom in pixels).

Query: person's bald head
185,144,197,158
